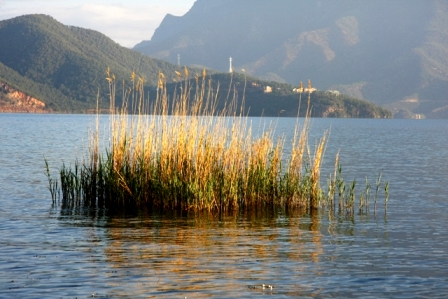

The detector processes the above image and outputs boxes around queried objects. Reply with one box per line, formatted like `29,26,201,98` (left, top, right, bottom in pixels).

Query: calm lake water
1,114,448,298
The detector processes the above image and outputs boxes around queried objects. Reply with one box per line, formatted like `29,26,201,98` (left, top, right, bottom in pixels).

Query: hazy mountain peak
133,0,448,117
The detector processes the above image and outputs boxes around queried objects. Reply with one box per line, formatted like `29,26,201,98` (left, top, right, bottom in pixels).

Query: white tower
177,54,180,66
229,57,233,73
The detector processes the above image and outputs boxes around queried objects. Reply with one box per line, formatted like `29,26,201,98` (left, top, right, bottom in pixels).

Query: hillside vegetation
164,72,391,118
0,14,188,112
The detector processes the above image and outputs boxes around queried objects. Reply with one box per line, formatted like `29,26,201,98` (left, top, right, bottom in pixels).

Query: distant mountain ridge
0,14,391,117
134,0,448,118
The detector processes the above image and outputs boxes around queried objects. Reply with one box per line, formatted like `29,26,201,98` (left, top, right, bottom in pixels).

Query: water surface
1,114,447,298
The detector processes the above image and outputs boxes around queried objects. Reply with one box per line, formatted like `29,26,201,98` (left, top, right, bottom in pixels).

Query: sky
0,0,196,48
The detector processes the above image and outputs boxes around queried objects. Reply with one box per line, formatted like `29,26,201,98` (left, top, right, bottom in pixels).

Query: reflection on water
50,207,399,298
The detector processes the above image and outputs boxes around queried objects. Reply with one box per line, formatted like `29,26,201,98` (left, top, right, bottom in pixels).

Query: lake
1,114,447,298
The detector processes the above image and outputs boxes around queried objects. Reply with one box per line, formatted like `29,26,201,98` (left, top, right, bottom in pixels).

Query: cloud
63,3,161,47
0,0,194,48
71,3,191,47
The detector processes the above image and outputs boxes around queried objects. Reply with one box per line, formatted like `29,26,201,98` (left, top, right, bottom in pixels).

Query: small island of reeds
45,68,389,215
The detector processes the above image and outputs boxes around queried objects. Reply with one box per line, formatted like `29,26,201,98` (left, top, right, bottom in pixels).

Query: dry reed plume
46,68,389,215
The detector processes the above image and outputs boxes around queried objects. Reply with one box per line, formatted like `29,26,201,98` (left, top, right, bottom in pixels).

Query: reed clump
46,69,389,214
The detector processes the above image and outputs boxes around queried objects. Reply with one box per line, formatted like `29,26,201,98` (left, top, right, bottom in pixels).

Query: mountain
0,14,188,112
134,0,448,118
0,14,390,118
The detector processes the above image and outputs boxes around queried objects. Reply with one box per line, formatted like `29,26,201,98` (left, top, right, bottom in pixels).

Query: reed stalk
384,181,389,212
365,177,371,212
45,158,59,203
374,172,382,214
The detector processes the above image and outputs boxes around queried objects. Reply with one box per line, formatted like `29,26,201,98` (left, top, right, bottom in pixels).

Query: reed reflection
97,209,325,295
55,202,373,296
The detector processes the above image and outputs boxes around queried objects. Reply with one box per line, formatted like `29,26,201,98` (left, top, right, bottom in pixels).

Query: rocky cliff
0,81,47,113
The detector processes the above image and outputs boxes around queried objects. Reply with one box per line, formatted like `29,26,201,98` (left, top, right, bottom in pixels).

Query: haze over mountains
135,0,448,118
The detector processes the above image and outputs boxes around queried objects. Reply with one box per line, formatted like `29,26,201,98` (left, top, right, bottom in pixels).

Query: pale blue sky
0,0,196,47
